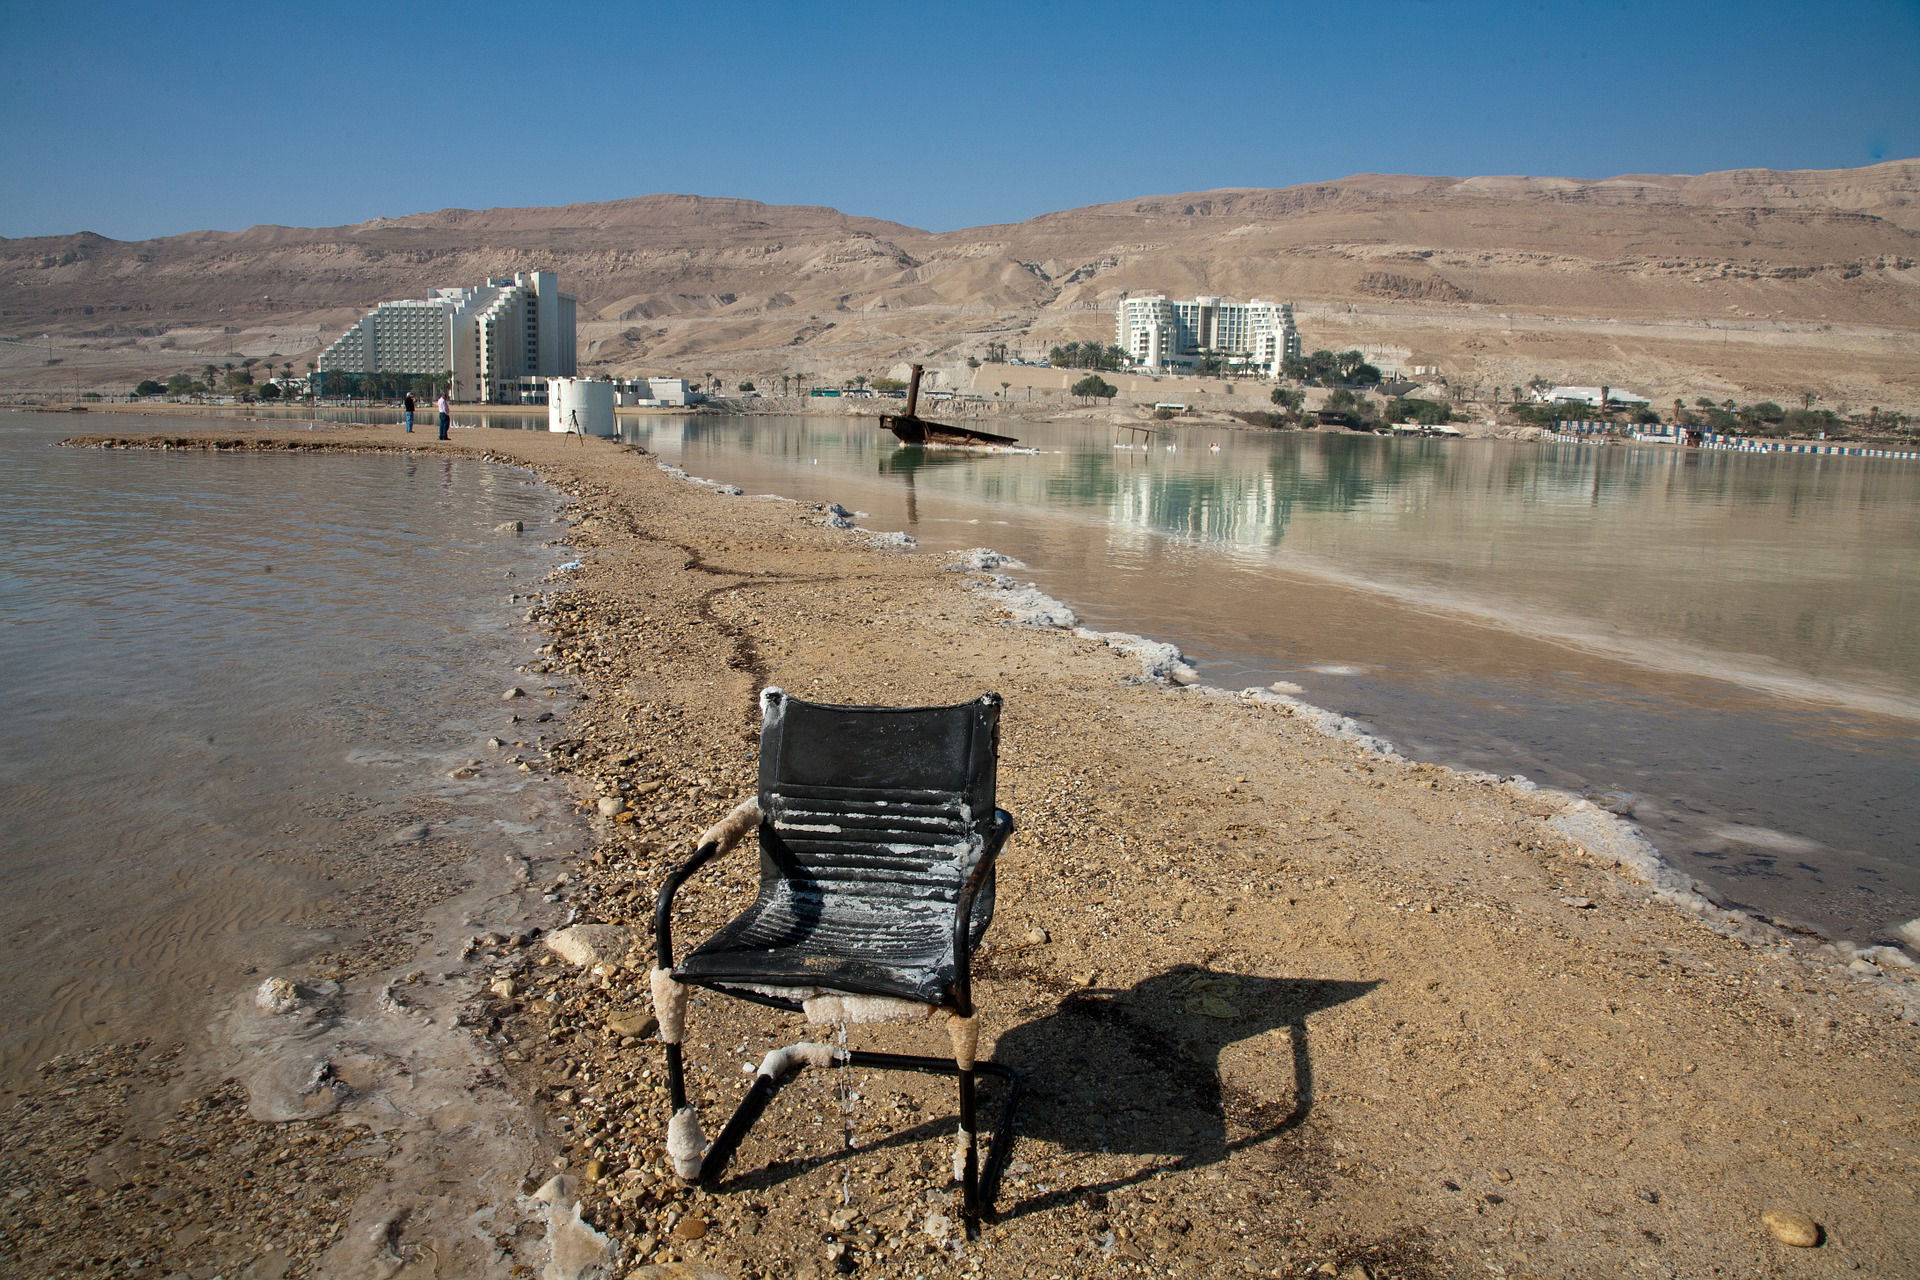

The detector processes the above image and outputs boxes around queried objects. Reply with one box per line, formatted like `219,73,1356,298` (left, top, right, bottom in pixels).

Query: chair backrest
756,686,1001,913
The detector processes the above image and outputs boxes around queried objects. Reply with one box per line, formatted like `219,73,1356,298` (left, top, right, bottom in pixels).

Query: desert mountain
4,161,1916,410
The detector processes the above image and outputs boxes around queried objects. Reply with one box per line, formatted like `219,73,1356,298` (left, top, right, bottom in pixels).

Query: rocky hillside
4,161,1916,411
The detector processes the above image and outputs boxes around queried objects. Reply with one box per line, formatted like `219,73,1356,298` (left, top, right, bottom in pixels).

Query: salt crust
666,1106,710,1180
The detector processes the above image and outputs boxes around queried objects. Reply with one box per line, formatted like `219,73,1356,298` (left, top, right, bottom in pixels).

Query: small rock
495,520,524,534
490,978,517,1000
504,686,527,700
546,924,635,968
532,1174,576,1205
254,977,301,1015
597,796,629,817
1560,896,1595,910
1491,1167,1512,1183
624,1266,732,1280
673,1215,709,1241
584,1160,605,1182
606,1012,656,1038
1762,1208,1821,1247
1023,928,1050,945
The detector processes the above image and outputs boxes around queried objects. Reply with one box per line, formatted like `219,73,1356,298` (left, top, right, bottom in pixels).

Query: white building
1535,385,1652,409
317,270,577,403
1115,294,1302,377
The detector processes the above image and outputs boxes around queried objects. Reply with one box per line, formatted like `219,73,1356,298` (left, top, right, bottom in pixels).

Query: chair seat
675,879,969,1007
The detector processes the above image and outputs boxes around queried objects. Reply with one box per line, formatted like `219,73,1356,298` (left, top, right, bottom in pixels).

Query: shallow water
0,411,571,1089
625,413,1920,945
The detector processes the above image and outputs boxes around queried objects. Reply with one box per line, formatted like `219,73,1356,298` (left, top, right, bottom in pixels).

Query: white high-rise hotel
318,270,577,403
1114,294,1302,377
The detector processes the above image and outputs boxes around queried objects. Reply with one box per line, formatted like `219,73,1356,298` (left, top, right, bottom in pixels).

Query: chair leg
652,968,709,1180
947,1013,983,1233
957,1066,981,1229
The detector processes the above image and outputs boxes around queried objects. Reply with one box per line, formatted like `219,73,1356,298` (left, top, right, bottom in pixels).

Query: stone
1023,928,1050,945
607,1012,656,1038
625,1267,732,1280
1762,1208,1821,1247
504,686,527,699
546,924,635,968
597,796,629,817
496,520,524,534
672,1215,709,1240
254,977,301,1015
532,1175,577,1205
490,978,517,1000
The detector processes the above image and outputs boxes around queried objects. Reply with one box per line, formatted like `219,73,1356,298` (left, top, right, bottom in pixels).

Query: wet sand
7,420,1918,1280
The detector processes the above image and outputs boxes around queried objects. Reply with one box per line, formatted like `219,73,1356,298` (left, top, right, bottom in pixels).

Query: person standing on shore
403,391,416,433
435,390,450,440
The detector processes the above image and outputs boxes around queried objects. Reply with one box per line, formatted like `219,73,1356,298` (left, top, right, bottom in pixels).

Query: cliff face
4,161,1917,409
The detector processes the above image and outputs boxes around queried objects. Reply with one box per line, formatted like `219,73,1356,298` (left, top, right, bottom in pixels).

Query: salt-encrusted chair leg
947,1012,982,1228
700,1042,844,1182
652,966,708,1180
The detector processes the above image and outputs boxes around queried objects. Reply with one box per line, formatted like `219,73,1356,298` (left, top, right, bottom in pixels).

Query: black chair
651,687,1019,1229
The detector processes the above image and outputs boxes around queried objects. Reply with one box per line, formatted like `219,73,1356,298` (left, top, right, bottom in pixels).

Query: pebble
672,1215,709,1240
1560,896,1595,910
597,796,629,817
1023,927,1050,945
504,686,527,700
1762,1207,1821,1247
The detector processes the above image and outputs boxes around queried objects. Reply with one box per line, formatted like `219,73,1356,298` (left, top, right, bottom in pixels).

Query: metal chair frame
651,688,1020,1230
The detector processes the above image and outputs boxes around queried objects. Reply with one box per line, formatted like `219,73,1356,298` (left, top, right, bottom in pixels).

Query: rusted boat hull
877,362,1020,448
878,413,1021,447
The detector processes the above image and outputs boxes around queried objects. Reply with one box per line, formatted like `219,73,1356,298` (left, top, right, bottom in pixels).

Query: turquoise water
629,414,1920,945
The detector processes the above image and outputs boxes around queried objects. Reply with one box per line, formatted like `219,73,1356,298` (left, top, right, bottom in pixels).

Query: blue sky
2,0,1915,241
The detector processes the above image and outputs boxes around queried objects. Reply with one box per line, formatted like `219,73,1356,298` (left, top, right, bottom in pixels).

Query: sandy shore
10,420,1919,1280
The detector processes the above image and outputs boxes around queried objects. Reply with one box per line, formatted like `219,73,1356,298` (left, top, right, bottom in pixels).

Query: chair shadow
989,963,1376,1219
716,963,1376,1220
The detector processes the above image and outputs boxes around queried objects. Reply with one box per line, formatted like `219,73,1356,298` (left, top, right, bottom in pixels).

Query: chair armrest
653,797,762,969
949,809,1016,1015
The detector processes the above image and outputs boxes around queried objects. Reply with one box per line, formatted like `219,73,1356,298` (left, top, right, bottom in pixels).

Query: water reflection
635,414,1920,942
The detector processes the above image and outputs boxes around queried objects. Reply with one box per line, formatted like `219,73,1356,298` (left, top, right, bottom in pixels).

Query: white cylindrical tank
547,378,616,436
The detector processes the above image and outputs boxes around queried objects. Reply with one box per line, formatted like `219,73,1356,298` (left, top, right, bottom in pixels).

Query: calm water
625,413,1920,945
0,411,568,1087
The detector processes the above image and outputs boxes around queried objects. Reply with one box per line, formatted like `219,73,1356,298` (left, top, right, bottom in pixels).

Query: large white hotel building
317,270,577,403
1115,294,1302,376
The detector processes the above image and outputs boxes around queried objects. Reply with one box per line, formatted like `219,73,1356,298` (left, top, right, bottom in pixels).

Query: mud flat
12,421,1919,1280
